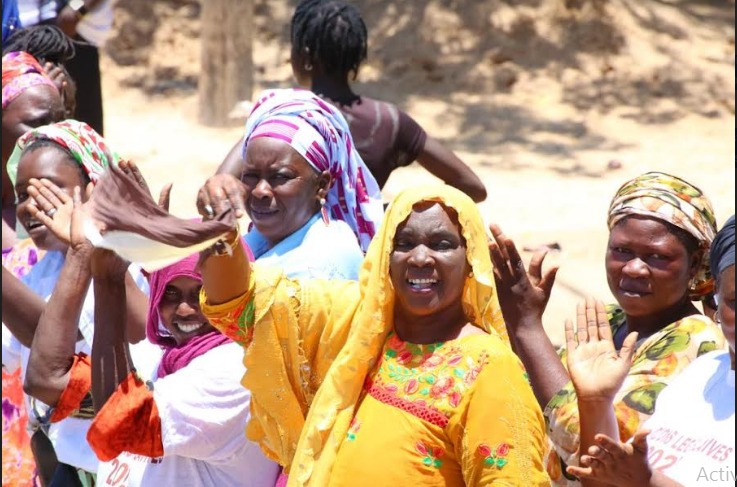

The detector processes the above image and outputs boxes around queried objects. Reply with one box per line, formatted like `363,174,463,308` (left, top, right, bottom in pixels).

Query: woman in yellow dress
196,183,550,486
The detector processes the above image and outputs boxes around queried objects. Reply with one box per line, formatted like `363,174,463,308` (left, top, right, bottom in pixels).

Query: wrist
577,395,617,408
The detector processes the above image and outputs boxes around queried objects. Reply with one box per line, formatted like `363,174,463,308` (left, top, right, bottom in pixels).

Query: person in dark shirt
218,0,487,202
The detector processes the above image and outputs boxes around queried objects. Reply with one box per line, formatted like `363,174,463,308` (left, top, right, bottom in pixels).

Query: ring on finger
204,205,215,219
46,209,57,218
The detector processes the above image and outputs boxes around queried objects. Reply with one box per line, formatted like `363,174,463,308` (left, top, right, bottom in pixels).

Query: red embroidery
365,377,449,428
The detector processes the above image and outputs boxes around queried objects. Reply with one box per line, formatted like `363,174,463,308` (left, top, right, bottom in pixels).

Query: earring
320,198,330,226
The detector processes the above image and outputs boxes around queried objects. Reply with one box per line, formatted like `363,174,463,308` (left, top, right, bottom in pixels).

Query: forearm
512,319,570,408
417,137,487,202
578,400,620,487
124,273,148,344
2,266,47,348
217,137,246,178
200,234,251,305
91,280,133,413
24,248,92,406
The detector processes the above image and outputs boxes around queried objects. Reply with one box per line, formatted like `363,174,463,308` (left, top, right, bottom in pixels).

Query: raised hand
488,223,559,330
196,174,246,221
27,178,84,247
567,431,655,487
117,159,173,212
566,297,639,402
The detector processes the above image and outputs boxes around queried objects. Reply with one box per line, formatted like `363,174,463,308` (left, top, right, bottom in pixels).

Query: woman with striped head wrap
488,171,727,487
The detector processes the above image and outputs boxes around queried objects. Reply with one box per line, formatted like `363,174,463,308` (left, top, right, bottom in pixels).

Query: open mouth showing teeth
175,322,206,334
26,220,44,230
407,279,439,291
251,207,278,217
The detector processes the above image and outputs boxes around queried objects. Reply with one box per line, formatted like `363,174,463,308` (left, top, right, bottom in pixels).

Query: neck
311,76,359,106
394,302,469,344
625,297,700,339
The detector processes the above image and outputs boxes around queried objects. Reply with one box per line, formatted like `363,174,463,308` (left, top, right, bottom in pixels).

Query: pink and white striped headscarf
243,89,383,252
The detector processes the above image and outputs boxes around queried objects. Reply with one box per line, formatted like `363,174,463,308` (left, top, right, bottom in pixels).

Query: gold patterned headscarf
608,172,718,299
289,185,507,486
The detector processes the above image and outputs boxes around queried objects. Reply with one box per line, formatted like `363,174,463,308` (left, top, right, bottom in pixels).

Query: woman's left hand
567,431,654,487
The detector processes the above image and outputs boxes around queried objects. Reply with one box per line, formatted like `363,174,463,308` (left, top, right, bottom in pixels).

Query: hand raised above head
488,223,559,331
197,174,247,221
566,297,639,403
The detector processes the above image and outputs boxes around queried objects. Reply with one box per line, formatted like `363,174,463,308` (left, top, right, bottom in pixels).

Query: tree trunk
198,0,254,127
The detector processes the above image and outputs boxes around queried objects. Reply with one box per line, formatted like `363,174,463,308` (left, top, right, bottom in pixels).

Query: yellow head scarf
289,185,507,486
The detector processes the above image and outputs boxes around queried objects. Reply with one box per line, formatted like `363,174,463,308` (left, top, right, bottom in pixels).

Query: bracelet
211,230,241,258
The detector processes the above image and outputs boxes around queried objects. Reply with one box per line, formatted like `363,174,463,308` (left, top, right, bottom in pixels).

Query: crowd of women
2,1,734,486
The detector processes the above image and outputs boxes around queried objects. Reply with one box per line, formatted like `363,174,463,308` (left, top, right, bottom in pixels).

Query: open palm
566,298,639,402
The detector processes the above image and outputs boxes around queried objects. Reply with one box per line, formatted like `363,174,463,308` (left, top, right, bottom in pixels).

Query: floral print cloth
2,239,42,487
544,305,727,486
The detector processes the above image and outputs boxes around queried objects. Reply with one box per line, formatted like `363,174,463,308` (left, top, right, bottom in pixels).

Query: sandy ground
99,0,735,345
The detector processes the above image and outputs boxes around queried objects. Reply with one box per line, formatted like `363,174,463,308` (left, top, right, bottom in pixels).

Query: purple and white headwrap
244,89,384,252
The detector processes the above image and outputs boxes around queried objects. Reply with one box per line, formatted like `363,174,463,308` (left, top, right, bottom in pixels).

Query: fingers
489,224,510,261
197,186,214,220
84,182,94,202
586,296,599,343
70,186,86,246
489,239,513,283
576,300,588,344
566,465,594,479
158,183,173,212
505,236,528,280
197,175,246,220
632,429,651,454
565,318,577,352
540,265,560,300
27,203,54,229
28,179,68,214
595,434,627,456
120,160,152,196
596,299,613,342
620,331,640,365
528,250,548,283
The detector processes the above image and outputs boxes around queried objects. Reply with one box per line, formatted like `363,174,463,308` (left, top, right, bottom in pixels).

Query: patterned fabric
1,51,56,109
202,185,510,486
2,239,41,278
244,89,384,252
327,333,549,486
544,305,728,486
608,172,718,299
2,240,42,487
7,119,119,194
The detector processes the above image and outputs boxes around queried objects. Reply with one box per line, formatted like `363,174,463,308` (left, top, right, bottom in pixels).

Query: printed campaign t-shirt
642,351,735,486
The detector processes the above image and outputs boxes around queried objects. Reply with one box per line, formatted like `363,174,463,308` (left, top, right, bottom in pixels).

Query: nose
176,300,198,316
251,179,273,200
407,245,435,268
622,257,650,279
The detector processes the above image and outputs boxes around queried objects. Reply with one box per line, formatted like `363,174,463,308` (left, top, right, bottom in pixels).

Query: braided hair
3,25,76,65
291,0,368,80
3,25,77,117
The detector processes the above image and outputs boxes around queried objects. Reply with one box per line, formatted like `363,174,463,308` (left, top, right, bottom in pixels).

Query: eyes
241,171,299,188
610,247,673,264
394,237,459,253
162,285,202,303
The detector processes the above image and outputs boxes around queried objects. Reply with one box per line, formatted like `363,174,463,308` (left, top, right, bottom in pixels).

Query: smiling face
606,215,702,318
14,143,88,251
2,85,65,206
390,203,471,320
158,276,217,347
242,137,331,247
717,266,735,355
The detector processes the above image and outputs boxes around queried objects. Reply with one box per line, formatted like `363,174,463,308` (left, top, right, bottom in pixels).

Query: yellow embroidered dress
202,186,551,486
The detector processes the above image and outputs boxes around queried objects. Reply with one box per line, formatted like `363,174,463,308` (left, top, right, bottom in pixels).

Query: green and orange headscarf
6,119,119,195
608,171,718,299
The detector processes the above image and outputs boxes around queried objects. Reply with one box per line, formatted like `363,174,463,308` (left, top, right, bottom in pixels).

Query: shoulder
303,220,364,279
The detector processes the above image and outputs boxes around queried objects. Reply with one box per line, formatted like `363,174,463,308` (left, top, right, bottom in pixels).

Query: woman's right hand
488,223,559,334
566,297,639,403
28,179,92,250
196,174,247,221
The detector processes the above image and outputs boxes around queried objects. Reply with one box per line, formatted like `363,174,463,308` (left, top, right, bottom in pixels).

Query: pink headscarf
244,89,384,252
2,51,57,109
147,245,254,379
